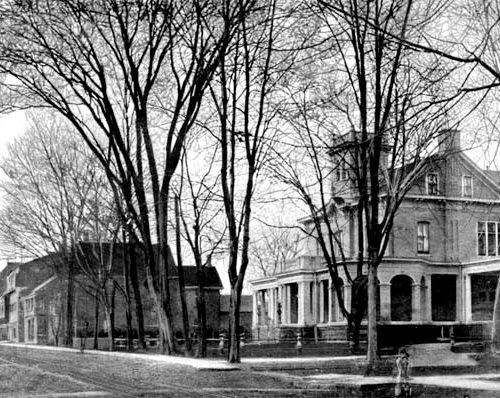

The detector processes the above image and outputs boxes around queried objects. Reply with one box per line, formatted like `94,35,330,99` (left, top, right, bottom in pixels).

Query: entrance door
431,274,456,321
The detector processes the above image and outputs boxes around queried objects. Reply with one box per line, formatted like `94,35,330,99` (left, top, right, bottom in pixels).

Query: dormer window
341,166,349,181
463,175,473,197
335,164,349,181
426,173,439,195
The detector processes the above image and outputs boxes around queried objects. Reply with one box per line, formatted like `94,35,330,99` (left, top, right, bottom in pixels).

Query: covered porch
463,262,500,323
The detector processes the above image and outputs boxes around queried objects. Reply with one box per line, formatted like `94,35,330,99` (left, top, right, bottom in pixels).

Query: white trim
32,276,57,294
463,262,500,274
405,194,500,204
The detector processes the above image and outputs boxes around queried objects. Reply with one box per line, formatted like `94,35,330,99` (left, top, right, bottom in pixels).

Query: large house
250,130,500,344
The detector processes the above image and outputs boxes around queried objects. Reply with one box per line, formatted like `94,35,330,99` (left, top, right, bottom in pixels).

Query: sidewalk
303,372,500,393
407,342,478,368
0,342,240,371
4,341,499,394
0,341,479,370
0,341,367,371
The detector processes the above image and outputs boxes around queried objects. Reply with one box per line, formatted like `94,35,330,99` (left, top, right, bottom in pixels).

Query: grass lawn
0,362,94,396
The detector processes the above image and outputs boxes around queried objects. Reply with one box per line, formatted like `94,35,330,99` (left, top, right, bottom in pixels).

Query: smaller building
0,257,56,342
219,294,253,338
0,245,228,347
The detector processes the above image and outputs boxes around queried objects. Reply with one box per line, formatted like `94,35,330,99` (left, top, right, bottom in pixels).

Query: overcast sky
0,108,498,291
0,111,27,157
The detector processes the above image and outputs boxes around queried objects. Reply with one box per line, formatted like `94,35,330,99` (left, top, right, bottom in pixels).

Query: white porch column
298,281,309,325
272,288,278,324
266,289,272,324
281,285,287,324
464,274,472,323
379,283,391,321
343,284,352,320
252,291,259,327
312,282,318,324
266,289,271,324
426,276,433,321
412,283,422,322
455,275,461,322
328,279,333,323
319,281,325,323
278,286,283,324
332,287,341,322
285,285,290,324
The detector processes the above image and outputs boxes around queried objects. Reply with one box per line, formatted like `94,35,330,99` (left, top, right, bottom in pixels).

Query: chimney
438,129,461,154
205,254,212,267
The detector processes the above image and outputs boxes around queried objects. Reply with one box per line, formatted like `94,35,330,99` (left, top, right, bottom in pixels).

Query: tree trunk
110,284,116,351
365,261,378,374
350,275,367,351
144,261,175,354
123,238,133,350
196,291,207,357
491,275,500,351
156,200,176,354
196,259,207,358
93,291,99,350
227,286,242,363
175,195,192,356
64,258,74,347
125,304,133,351
104,303,114,352
129,241,146,349
347,308,363,352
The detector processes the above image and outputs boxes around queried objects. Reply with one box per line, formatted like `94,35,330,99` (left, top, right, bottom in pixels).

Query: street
2,344,500,397
0,345,331,397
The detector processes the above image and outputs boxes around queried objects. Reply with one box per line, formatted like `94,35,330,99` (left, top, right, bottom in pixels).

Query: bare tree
0,112,114,347
210,0,298,363
249,220,302,278
0,0,256,354
412,1,500,352
174,141,226,357
272,0,465,371
368,0,500,354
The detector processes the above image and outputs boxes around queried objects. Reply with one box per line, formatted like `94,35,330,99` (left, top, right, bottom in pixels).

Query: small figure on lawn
396,347,410,381
394,347,412,397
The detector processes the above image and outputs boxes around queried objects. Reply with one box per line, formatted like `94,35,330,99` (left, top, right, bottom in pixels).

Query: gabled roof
23,275,58,297
457,152,500,197
0,255,58,296
485,170,500,186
